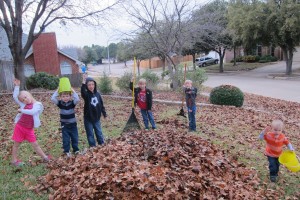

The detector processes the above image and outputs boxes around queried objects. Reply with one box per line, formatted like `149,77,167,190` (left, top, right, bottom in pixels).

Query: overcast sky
48,0,211,48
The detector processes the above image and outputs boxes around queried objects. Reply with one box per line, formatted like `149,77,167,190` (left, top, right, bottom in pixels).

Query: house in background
0,28,83,90
24,32,83,78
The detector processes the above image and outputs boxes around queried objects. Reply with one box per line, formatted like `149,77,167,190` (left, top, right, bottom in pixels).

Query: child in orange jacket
259,119,295,182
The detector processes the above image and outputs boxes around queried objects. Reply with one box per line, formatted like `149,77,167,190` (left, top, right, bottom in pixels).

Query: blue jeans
140,109,156,129
61,122,79,153
187,106,196,131
84,118,104,147
267,156,280,177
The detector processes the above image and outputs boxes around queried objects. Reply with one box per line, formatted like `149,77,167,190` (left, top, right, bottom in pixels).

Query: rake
177,63,187,118
123,57,141,132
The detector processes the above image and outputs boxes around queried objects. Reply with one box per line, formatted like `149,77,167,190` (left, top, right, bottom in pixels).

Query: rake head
177,107,186,118
123,109,141,132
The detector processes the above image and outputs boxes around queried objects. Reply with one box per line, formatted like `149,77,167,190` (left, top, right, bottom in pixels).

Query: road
87,60,300,103
204,61,300,103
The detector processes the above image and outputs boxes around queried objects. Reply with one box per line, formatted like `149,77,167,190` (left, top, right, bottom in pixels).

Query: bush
26,72,59,90
209,85,244,107
138,70,159,89
186,68,207,89
260,55,278,62
98,72,113,94
243,55,257,63
116,72,132,92
161,70,170,80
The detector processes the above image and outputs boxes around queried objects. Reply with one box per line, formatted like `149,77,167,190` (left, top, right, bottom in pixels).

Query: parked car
195,56,219,67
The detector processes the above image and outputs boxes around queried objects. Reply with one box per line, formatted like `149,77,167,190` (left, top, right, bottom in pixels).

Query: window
60,61,72,75
24,64,35,77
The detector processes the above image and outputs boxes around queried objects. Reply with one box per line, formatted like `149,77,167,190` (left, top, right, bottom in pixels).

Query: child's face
272,126,282,135
18,93,32,104
60,93,71,103
87,81,95,92
185,82,192,88
138,82,146,90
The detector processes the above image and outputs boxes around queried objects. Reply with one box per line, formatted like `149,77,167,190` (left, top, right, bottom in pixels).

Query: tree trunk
14,56,26,90
149,59,151,69
167,58,178,89
162,57,166,71
137,60,141,76
233,45,237,66
282,47,293,75
192,54,196,70
218,48,226,73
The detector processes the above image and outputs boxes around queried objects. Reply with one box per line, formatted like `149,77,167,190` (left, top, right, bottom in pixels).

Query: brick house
24,32,83,77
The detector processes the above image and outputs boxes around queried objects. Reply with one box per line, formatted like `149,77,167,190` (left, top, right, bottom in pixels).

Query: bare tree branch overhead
0,0,125,88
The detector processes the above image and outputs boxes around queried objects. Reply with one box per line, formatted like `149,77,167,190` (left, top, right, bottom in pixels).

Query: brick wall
33,32,60,75
58,53,79,74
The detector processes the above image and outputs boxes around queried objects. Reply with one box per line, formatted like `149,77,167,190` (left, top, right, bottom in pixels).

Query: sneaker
65,152,72,157
145,129,149,131
74,151,80,155
44,155,52,162
152,128,157,131
270,176,277,183
12,160,24,167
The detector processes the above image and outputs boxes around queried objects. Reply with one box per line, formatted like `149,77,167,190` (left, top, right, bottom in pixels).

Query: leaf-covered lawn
0,90,299,199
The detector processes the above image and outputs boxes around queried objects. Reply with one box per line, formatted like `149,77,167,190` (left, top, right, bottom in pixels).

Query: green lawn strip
205,62,272,71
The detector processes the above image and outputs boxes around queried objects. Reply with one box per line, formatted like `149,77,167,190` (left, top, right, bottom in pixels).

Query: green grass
205,62,273,71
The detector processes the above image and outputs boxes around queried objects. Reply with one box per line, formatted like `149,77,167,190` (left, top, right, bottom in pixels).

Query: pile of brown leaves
35,120,279,199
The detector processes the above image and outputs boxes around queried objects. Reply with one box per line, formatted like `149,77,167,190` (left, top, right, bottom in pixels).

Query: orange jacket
264,132,289,157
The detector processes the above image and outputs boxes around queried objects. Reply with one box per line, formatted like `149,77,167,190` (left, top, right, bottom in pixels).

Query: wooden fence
60,73,82,87
0,61,14,91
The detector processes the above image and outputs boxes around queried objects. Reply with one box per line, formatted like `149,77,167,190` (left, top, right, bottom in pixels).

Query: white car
195,56,219,67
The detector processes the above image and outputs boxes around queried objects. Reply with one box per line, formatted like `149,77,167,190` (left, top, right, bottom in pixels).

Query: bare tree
191,0,232,73
0,0,124,88
124,0,194,89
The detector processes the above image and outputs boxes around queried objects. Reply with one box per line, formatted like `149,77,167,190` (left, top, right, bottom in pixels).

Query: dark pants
84,118,104,147
140,109,156,129
267,156,280,177
61,122,79,153
187,106,196,131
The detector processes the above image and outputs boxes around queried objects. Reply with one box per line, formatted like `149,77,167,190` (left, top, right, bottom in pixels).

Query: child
51,88,80,156
183,80,197,132
130,78,156,130
81,74,107,147
11,79,50,166
259,119,295,182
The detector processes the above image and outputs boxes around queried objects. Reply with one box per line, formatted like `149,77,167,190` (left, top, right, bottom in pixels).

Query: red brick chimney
32,32,60,75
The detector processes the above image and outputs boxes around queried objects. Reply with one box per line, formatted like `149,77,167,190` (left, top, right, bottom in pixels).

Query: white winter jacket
13,86,44,128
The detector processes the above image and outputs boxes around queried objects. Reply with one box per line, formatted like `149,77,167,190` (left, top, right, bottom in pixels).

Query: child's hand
18,109,22,113
82,73,87,83
131,77,134,82
264,126,272,133
14,79,20,86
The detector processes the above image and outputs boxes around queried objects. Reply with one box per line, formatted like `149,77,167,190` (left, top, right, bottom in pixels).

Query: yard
0,89,299,199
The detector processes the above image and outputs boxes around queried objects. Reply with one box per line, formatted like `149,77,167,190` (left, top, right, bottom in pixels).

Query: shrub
186,68,207,89
209,85,244,107
260,55,278,62
98,72,113,94
26,72,59,90
138,70,159,89
116,72,132,92
161,70,170,80
243,55,257,63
